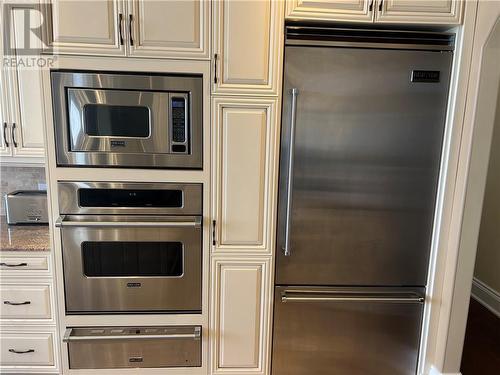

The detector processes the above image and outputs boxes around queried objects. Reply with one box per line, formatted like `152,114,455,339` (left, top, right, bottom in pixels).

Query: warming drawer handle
55,216,202,228
282,88,299,257
63,328,201,343
281,292,424,304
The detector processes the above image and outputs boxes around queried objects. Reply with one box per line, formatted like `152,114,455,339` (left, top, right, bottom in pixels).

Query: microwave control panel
170,96,188,154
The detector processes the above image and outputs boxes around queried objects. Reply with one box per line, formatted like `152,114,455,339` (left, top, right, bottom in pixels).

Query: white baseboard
428,365,461,375
471,277,500,318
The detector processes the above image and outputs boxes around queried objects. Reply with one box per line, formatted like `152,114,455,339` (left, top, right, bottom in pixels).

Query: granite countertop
0,216,50,251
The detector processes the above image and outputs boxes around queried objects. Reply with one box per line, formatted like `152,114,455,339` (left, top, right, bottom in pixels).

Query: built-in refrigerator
272,27,454,375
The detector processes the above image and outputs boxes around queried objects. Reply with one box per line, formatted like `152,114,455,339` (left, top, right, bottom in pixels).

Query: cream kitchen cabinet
44,0,209,59
212,0,284,95
210,257,272,374
212,97,279,254
285,0,463,24
375,0,463,24
285,0,375,23
1,6,45,164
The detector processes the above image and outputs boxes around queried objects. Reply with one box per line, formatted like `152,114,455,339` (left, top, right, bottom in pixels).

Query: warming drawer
64,326,202,369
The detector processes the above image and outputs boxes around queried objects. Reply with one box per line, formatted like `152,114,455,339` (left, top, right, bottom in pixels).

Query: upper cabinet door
213,0,284,96
212,98,279,254
285,0,375,23
44,0,126,56
8,8,45,160
127,0,209,59
375,0,463,24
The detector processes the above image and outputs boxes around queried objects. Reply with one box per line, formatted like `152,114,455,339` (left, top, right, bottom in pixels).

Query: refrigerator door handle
283,88,299,257
281,291,425,304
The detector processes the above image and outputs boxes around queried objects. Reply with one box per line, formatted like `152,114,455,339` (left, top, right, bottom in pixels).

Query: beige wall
474,81,500,293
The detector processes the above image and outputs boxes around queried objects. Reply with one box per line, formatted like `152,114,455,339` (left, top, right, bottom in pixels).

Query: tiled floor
460,298,500,374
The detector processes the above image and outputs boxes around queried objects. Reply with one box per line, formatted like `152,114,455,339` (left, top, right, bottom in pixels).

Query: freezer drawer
64,326,201,369
272,286,424,375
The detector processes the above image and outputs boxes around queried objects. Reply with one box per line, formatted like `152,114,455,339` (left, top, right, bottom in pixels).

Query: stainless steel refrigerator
272,27,454,375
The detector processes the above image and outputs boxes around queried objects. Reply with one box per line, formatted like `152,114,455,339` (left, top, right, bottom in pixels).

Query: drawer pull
8,349,35,354
4,300,31,306
0,262,28,267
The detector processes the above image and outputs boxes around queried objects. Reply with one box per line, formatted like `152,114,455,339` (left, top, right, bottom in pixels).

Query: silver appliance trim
285,26,455,51
51,71,203,169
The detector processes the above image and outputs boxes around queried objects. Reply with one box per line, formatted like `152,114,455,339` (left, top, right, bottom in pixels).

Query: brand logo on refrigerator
411,70,440,83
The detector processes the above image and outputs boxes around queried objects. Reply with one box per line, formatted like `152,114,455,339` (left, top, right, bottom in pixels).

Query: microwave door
67,88,169,154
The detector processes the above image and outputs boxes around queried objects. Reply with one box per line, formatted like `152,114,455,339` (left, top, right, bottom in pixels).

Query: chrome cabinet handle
129,14,134,46
118,13,124,45
63,328,201,342
0,262,28,267
55,216,202,228
283,88,299,257
9,349,35,354
379,0,384,12
214,53,218,84
11,123,17,147
4,300,31,306
3,122,9,147
281,291,424,304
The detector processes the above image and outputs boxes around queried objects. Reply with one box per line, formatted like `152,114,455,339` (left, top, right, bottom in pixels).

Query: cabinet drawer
0,332,55,366
0,255,49,273
0,284,51,319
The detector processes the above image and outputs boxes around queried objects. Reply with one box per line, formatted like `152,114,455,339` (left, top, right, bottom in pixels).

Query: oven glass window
83,104,150,137
82,242,183,277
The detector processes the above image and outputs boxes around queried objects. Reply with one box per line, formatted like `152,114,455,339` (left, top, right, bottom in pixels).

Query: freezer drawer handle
55,216,202,228
63,327,201,343
281,292,424,304
283,88,299,257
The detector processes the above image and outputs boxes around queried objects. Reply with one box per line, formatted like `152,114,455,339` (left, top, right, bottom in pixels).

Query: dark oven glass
82,241,183,277
83,104,150,137
78,189,183,208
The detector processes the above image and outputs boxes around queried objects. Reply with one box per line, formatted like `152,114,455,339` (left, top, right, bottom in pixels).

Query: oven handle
55,216,202,228
63,328,201,342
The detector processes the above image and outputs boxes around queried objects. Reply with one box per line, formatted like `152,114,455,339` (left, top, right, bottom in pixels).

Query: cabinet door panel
285,0,374,22
213,0,283,95
128,0,209,59
0,63,10,157
211,258,271,374
376,0,463,24
7,7,45,161
213,98,278,253
45,0,125,55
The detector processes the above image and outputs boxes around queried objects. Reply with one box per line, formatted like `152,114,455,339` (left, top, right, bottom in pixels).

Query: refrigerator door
276,45,453,286
272,286,425,375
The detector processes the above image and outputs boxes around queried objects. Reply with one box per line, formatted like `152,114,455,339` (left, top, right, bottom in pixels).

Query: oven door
57,215,202,314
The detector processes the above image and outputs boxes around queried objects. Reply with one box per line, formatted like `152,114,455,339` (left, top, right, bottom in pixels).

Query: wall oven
51,71,202,169
56,181,202,314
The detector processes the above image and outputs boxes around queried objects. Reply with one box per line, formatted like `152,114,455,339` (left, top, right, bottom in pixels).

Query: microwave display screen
84,104,150,138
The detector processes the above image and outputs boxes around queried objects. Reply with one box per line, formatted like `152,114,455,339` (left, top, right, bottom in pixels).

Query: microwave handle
55,216,202,228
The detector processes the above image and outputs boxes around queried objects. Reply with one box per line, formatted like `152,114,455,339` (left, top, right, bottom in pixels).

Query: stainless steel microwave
51,71,202,169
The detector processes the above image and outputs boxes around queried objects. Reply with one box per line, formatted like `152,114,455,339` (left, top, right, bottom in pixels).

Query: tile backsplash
0,166,46,216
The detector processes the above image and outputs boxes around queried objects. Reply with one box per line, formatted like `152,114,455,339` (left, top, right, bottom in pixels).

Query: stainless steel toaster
4,190,49,225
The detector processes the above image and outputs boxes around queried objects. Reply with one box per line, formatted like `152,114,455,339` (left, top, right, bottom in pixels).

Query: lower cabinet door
0,331,55,366
211,257,271,374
